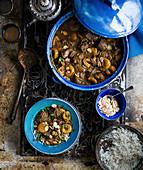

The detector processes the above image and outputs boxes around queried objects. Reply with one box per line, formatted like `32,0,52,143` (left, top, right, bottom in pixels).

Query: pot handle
52,74,62,85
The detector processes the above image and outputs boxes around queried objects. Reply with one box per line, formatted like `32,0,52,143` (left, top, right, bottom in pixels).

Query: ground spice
4,26,20,42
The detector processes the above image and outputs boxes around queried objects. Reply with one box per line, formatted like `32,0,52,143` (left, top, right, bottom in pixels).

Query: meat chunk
86,33,98,41
75,64,86,72
53,108,62,117
75,75,89,85
98,39,108,51
40,112,48,118
64,57,70,63
43,132,50,137
70,50,76,58
39,112,49,122
61,49,72,58
80,42,88,53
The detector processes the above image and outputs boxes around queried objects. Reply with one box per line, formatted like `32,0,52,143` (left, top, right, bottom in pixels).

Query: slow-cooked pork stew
51,17,123,85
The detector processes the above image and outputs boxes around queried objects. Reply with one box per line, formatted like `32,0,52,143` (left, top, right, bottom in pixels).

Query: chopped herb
37,135,41,138
50,113,54,116
60,136,65,140
73,129,76,132
65,119,67,121
40,136,43,139
45,107,49,112
45,115,47,118
56,113,59,116
62,125,65,129
42,109,45,112
49,130,51,133
116,49,120,53
58,57,62,63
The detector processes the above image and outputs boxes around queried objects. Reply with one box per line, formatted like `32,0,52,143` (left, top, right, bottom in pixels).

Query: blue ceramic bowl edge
24,98,82,155
95,89,126,120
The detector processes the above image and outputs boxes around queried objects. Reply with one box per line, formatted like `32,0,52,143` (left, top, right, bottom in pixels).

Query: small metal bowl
95,124,143,170
0,0,14,16
2,23,21,43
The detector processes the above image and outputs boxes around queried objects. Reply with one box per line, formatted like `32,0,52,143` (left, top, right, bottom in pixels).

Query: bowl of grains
95,124,143,170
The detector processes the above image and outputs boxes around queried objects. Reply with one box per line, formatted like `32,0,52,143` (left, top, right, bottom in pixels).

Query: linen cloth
128,0,143,58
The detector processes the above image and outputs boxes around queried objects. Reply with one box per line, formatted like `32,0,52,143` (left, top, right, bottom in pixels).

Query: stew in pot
51,17,123,85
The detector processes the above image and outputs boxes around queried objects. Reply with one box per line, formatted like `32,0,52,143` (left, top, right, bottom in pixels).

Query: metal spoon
6,48,37,124
107,86,134,100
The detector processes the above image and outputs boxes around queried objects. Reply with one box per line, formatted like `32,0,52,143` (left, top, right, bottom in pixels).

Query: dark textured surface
2,1,140,169
20,0,125,158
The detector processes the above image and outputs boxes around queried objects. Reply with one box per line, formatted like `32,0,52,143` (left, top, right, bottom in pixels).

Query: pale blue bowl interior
24,98,81,155
96,89,126,120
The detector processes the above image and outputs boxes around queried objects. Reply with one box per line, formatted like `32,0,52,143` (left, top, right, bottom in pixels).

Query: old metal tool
7,48,37,124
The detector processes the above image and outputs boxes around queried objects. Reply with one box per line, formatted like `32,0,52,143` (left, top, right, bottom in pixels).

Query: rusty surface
0,0,142,169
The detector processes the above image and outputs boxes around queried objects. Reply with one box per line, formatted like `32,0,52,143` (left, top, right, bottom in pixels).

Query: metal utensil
107,86,134,100
6,48,37,124
0,0,14,16
27,0,62,27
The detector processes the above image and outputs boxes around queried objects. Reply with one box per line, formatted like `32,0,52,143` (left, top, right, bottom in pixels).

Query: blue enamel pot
47,11,129,91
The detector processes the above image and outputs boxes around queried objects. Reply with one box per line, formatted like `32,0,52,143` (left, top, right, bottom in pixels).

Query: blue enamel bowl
24,98,81,155
96,89,126,120
47,11,129,91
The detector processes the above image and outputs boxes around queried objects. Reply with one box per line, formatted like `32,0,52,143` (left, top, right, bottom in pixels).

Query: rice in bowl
97,126,143,170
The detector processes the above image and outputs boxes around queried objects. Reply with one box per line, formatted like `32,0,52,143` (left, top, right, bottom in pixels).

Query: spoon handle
6,68,26,124
113,86,134,98
122,86,134,93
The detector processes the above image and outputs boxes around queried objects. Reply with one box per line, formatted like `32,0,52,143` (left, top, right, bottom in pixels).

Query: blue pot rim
24,98,82,155
95,89,126,120
47,11,129,91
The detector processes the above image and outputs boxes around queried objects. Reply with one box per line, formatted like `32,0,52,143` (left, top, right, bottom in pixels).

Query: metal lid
74,0,142,38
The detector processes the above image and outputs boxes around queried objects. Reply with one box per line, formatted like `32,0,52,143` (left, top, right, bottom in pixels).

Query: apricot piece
66,65,75,77
70,33,77,41
38,122,49,133
62,124,72,134
52,35,60,46
104,58,111,69
109,65,116,73
62,111,71,121
88,77,98,84
52,48,59,59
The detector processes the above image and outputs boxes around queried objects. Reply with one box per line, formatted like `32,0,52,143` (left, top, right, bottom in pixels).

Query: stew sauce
51,17,123,85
